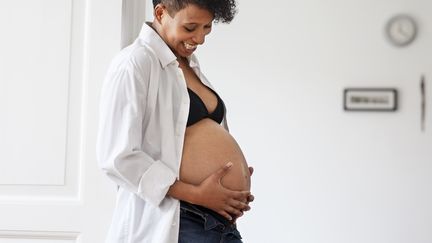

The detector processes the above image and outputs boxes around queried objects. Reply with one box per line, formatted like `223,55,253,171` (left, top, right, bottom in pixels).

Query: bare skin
152,3,254,221
180,118,251,191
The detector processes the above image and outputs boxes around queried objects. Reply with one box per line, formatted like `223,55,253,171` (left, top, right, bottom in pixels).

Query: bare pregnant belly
180,119,251,191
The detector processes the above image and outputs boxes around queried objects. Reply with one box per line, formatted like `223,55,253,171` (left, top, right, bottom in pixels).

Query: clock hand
397,22,409,38
420,75,426,132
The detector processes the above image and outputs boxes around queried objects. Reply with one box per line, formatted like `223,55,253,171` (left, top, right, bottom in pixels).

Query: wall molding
0,230,79,240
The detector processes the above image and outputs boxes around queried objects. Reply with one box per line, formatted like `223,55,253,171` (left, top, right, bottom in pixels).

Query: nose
192,32,205,45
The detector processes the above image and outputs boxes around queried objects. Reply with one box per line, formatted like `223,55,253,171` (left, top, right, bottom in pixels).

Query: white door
0,0,128,242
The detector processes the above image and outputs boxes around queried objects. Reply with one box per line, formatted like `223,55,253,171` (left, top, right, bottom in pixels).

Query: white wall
193,0,432,242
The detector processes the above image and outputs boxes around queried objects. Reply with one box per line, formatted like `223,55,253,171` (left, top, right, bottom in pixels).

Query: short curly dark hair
153,0,237,23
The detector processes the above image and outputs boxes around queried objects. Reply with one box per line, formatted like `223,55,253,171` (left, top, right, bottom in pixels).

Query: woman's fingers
248,166,254,176
218,210,233,221
224,205,243,218
227,189,250,201
227,198,250,211
216,199,244,221
247,194,255,203
214,162,233,182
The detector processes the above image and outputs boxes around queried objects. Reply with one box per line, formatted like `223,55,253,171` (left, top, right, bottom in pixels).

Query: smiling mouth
184,42,197,50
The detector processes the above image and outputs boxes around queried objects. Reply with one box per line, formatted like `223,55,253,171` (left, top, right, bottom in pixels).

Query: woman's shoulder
109,42,158,73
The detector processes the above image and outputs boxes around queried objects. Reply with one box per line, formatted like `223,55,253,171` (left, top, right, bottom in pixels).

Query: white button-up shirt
96,23,229,243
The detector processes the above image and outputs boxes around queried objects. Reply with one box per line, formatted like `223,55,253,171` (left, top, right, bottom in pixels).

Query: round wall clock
385,14,418,47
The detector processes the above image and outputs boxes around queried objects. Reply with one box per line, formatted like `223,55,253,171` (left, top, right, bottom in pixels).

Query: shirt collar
187,54,200,70
138,22,177,68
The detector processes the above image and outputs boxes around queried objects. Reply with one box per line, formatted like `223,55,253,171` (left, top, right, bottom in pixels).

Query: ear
153,4,166,24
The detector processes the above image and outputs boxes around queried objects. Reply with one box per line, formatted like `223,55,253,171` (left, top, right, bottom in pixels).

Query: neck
177,56,190,68
149,21,185,59
149,21,161,36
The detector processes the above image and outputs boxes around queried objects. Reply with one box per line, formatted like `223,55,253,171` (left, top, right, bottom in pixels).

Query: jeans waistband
179,201,234,226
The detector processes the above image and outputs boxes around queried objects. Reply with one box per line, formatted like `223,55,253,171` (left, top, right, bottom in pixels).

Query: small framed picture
344,88,398,111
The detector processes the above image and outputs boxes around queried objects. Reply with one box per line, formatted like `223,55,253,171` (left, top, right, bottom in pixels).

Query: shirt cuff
137,160,177,206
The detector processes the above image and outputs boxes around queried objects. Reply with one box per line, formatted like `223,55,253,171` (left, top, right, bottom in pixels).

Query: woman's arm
97,56,177,207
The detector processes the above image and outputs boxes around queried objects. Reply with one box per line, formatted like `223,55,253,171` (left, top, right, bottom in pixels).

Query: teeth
184,42,197,50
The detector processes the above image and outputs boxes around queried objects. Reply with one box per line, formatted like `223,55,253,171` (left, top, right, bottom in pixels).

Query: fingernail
226,162,233,167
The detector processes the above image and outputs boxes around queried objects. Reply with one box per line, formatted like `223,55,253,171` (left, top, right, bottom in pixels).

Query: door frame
121,0,148,48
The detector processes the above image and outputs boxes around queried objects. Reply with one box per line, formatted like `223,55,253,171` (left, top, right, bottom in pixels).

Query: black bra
186,86,225,127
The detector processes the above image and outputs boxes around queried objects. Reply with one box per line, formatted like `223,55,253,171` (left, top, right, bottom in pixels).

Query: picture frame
343,88,398,111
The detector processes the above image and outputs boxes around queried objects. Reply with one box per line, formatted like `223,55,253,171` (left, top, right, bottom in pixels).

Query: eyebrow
184,21,213,26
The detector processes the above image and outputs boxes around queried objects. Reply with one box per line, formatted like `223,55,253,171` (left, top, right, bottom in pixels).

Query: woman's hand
192,162,251,221
247,166,255,203
232,166,255,223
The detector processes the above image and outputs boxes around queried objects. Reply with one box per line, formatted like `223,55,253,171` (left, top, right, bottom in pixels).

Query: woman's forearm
167,180,199,204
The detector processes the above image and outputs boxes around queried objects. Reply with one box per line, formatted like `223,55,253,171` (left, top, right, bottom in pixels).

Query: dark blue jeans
179,201,243,243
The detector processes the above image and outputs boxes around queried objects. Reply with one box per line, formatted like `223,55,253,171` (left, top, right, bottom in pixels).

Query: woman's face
158,4,214,57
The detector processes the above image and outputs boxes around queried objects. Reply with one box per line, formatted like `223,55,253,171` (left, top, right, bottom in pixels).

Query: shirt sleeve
96,56,177,207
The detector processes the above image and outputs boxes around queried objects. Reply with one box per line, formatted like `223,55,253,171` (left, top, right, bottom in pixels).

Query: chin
178,46,195,57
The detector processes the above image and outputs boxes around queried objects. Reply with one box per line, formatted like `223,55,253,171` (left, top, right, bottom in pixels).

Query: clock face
385,15,417,47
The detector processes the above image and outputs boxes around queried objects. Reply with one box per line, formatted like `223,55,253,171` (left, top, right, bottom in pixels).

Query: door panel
0,0,122,242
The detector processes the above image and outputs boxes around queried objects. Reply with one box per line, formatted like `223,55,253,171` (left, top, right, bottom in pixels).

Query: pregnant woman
96,0,253,242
